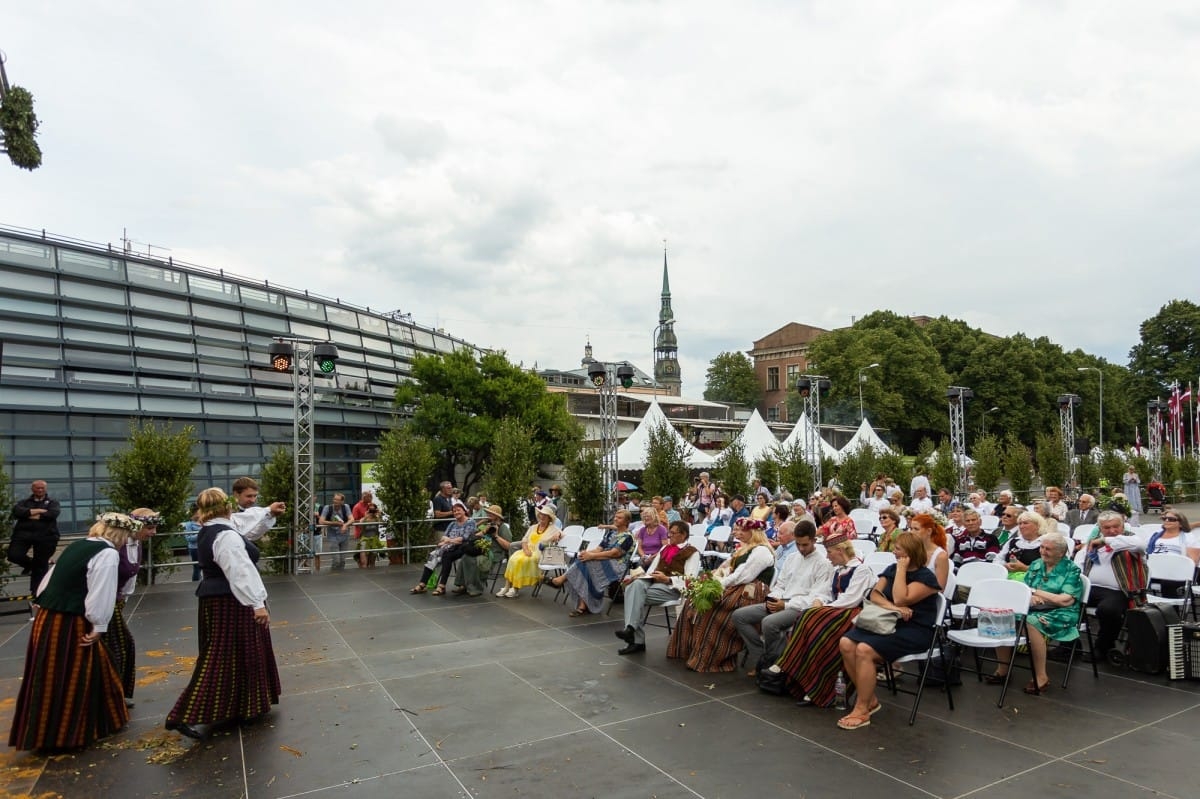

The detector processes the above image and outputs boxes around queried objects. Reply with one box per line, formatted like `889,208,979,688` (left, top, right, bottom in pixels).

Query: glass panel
249,367,291,385
62,304,127,325
135,354,197,373
13,437,69,456
343,410,377,425
134,335,195,355
205,382,250,396
64,347,132,367
326,304,358,328
240,285,286,310
126,261,188,292
337,364,367,379
63,326,130,346
202,399,251,416
19,321,61,339
433,334,455,353
192,323,238,341
58,279,126,303
67,391,138,410
0,338,60,359
411,328,435,349
57,249,125,280
130,290,189,313
0,268,54,293
328,327,362,347
2,365,59,380
140,396,203,414
285,296,327,320
315,407,344,423
204,363,250,380
139,375,197,391
0,295,56,316
364,353,394,368
253,386,294,401
388,321,415,342
190,302,241,324
289,320,328,339
132,314,192,335
229,443,262,457
67,370,136,387
13,462,70,481
243,310,288,332
255,403,294,419
392,343,414,359
188,274,240,302
197,343,248,362
0,236,54,268
358,313,387,334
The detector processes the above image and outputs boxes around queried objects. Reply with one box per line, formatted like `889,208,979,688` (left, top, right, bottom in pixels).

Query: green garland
682,572,724,614
0,86,42,170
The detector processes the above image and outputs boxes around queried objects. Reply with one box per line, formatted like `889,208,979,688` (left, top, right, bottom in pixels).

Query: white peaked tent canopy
727,409,783,464
780,413,840,462
839,417,892,460
616,398,715,470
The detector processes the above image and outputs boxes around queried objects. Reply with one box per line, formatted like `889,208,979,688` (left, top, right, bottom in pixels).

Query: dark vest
196,522,260,599
35,538,110,614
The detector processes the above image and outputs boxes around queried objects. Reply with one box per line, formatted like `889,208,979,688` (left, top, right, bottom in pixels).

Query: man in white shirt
909,485,934,514
1080,511,1145,661
229,477,286,541
860,483,890,512
732,520,832,673
910,470,932,501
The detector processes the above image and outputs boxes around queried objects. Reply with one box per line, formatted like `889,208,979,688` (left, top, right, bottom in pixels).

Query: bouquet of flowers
1104,494,1133,519
681,571,724,614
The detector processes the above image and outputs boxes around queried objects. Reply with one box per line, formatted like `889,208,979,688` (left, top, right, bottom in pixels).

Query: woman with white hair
998,510,1047,580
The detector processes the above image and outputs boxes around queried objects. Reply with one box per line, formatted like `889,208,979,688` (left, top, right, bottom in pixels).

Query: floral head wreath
96,512,143,533
130,512,164,527
735,518,766,531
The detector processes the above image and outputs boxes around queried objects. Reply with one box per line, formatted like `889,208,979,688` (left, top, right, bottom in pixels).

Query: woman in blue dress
549,510,634,616
837,531,941,730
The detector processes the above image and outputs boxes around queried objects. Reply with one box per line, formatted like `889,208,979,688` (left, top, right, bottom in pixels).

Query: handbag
854,598,900,635
539,545,567,569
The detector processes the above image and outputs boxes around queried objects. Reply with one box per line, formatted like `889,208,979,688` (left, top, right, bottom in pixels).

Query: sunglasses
1162,516,1179,522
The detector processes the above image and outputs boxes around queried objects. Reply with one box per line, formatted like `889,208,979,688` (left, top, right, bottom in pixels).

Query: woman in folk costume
9,513,133,751
667,518,774,672
166,488,280,740
102,508,160,708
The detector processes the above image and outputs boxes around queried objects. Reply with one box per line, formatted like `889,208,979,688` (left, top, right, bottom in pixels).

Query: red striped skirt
666,582,765,673
774,605,860,706
103,599,136,698
8,609,129,751
167,595,281,726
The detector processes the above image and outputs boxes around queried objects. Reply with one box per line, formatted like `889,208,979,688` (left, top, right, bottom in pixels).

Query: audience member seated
1065,494,1099,529
837,532,941,730
860,483,890,512
1044,486,1069,522
454,504,513,596
770,528,874,707
765,503,791,544
909,486,934,514
1079,510,1144,660
908,513,951,590
615,521,699,655
667,518,774,672
494,505,562,599
996,505,1022,546
876,508,902,553
547,510,634,616
706,495,733,532
952,509,1001,567
749,492,773,523
989,532,1083,694
1145,511,1199,564
733,521,832,674
998,510,1044,580
632,507,669,566
410,504,477,596
819,495,857,543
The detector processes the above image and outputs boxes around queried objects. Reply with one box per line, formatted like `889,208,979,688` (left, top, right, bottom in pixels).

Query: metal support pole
599,365,618,521
797,376,829,492
947,387,972,495
1148,400,1166,481
293,343,316,573
1058,394,1080,490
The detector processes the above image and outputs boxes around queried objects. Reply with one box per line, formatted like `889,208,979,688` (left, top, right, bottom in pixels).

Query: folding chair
704,526,733,569
863,551,896,574
531,533,580,599
1146,553,1194,618
949,561,1007,622
882,594,953,725
1060,575,1098,687
852,539,876,561
979,515,1001,533
946,579,1032,708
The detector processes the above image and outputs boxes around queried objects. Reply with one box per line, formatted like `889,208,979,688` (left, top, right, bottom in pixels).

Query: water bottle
834,671,848,710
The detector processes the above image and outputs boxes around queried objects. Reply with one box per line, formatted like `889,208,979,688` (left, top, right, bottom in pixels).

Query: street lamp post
1077,367,1104,449
981,406,999,437
857,362,880,422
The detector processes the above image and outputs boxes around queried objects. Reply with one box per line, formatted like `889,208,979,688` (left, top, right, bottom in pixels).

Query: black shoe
618,643,646,655
615,626,635,644
165,720,206,740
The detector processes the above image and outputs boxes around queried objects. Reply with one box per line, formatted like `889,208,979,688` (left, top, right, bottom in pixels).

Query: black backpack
1110,604,1182,673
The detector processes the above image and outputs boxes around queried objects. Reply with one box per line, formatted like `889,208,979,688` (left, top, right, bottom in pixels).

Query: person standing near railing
8,479,60,597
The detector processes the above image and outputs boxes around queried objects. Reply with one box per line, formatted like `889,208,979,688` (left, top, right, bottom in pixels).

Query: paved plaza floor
0,545,1198,798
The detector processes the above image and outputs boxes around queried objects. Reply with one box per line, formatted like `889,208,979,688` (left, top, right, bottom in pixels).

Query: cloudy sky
5,2,1199,395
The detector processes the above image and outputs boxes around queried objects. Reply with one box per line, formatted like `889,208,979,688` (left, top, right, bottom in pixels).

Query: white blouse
208,522,269,609
718,544,774,588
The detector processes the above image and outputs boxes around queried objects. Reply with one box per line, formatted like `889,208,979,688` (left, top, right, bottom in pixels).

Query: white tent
780,413,840,462
615,398,714,470
726,409,783,464
839,418,892,460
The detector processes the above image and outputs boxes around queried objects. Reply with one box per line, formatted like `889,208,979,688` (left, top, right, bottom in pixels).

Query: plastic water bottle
834,671,848,710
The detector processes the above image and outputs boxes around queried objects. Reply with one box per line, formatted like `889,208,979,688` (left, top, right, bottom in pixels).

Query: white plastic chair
1060,575,1098,688
686,534,708,554
1137,524,1160,545
979,515,1001,532
1146,553,1194,615
704,526,733,568
946,579,1032,707
1072,524,1096,544
863,551,896,572
883,594,953,725
852,517,876,540
852,539,876,560
561,524,585,539
1056,522,1071,537
949,561,1006,621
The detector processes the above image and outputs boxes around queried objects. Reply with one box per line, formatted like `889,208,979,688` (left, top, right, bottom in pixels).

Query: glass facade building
0,226,479,533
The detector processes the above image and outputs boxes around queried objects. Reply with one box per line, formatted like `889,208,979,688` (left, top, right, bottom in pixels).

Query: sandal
836,713,871,730
1023,679,1050,695
410,585,427,594
568,607,591,618
431,586,446,596
867,701,882,716
983,673,1008,685
451,586,468,595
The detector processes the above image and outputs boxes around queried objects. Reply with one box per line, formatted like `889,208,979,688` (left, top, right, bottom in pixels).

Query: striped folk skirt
9,609,129,751
103,599,136,698
666,582,765,673
774,605,860,706
167,595,281,726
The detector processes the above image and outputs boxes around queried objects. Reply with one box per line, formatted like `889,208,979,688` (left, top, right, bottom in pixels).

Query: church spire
653,243,681,395
659,246,674,324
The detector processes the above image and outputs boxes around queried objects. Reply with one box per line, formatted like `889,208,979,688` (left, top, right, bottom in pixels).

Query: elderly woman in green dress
989,531,1084,696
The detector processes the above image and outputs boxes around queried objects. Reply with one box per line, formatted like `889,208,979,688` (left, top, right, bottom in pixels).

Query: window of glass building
197,342,248,362
64,326,130,346
19,321,61,340
358,313,387,335
286,296,327,320
132,313,192,335
325,304,358,328
141,396,203,414
0,237,54,269
59,278,127,304
68,391,138,411
328,327,362,348
3,365,59,381
139,376,198,392
130,290,189,313
204,363,250,380
241,285,286,311
188,274,241,302
289,320,329,340
204,382,250,396
58,250,126,280
0,295,57,316
134,334,196,355
203,399,254,416
126,262,189,292
135,354,197,374
67,370,135,387
62,304,128,326
243,310,288,332
191,301,242,325
64,347,131,368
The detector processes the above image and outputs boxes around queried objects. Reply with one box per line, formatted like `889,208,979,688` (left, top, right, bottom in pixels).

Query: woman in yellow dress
495,505,562,598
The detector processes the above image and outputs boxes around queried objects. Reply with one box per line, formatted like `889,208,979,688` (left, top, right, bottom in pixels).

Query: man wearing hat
454,504,513,597
731,520,833,674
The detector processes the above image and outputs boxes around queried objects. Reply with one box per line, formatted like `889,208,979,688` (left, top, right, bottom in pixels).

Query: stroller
1146,481,1167,515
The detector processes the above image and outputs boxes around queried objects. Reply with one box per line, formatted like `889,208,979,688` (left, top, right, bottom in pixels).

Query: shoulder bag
854,598,901,635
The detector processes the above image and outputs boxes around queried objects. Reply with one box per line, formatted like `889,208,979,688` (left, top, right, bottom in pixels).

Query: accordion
1167,623,1200,681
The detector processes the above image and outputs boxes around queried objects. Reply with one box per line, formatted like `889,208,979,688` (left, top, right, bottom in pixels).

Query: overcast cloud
5,2,1199,395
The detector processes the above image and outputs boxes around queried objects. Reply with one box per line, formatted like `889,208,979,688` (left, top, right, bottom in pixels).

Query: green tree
1178,454,1199,502
642,422,691,503
0,84,42,171
874,448,911,494
837,444,876,500
394,350,581,491
256,447,296,573
930,441,960,496
564,447,605,528
923,316,985,384
714,439,750,499
1099,446,1128,489
103,420,198,580
753,456,781,498
1003,435,1034,501
373,425,438,551
703,351,761,407
1160,448,1180,492
482,419,536,531
1078,452,1100,495
1035,431,1068,491
1128,300,1200,399
774,440,814,500
0,451,12,577
971,435,1003,493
